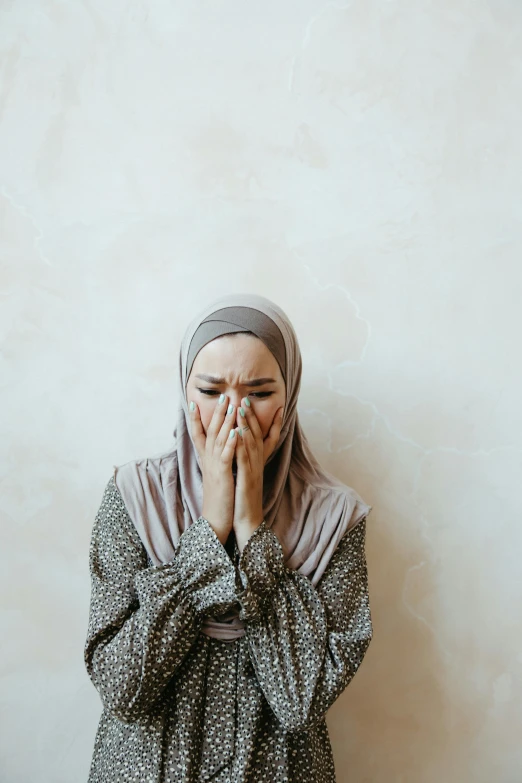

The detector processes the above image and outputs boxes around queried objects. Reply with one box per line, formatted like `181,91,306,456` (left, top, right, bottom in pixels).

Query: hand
233,399,284,553
189,395,239,545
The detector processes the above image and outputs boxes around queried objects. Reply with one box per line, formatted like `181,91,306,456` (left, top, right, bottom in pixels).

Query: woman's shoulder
97,474,126,519
112,445,178,474
92,474,150,566
111,448,179,498
289,466,372,520
288,465,366,506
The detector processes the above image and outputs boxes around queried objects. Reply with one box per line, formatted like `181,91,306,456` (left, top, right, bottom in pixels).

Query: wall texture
1,2,521,781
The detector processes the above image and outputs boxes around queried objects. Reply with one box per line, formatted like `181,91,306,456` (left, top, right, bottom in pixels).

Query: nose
227,392,243,409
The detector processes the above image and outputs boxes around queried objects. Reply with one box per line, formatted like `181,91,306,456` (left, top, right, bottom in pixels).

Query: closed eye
197,388,274,399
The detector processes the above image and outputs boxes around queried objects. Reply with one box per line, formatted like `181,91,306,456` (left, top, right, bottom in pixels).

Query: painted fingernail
189,401,195,412
244,397,251,407
219,393,225,404
239,407,245,417
229,429,235,439
228,404,234,415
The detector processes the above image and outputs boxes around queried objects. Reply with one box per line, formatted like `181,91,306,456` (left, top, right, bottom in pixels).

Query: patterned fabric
84,476,373,782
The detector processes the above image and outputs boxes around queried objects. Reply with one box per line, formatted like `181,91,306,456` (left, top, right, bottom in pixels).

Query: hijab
113,293,372,642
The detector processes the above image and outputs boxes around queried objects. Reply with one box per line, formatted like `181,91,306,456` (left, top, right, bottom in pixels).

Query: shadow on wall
328,506,450,782
328,486,500,783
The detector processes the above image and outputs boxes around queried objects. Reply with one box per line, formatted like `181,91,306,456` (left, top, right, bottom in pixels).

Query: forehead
190,334,283,380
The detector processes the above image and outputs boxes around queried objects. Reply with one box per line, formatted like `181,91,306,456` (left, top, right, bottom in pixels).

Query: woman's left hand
233,399,284,553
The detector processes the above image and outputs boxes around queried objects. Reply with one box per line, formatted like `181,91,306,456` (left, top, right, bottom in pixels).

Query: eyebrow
195,374,277,387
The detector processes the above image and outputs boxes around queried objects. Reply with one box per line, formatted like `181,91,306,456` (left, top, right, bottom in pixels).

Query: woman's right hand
189,394,238,545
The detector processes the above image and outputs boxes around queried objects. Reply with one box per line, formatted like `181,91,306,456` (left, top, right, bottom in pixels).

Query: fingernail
228,404,234,415
219,394,225,404
244,397,251,407
239,407,245,417
189,401,195,412
229,429,235,439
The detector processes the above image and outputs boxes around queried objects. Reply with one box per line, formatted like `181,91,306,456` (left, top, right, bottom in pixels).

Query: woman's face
186,333,286,442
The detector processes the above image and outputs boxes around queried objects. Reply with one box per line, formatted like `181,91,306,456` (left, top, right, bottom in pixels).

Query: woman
84,292,373,783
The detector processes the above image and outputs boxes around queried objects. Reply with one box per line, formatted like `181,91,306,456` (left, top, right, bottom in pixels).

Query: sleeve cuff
134,516,239,617
235,520,285,623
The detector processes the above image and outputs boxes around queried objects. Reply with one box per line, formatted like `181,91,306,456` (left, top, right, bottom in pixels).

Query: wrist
200,514,232,546
235,520,264,554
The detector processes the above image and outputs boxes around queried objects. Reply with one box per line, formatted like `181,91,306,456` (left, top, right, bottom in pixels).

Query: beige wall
1,2,521,781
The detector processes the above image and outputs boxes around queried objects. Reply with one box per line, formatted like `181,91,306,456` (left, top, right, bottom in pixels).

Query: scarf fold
114,293,372,641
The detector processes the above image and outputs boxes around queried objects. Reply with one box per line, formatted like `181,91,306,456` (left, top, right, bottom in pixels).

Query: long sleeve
84,476,239,723
235,516,372,733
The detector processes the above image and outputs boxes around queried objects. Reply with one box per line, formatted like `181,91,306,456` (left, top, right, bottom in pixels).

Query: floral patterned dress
84,476,372,783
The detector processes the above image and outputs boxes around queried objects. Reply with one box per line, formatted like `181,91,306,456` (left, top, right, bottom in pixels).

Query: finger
220,425,239,465
214,401,237,456
236,425,250,468
263,406,284,463
238,422,257,474
188,401,206,459
237,398,262,443
206,393,229,446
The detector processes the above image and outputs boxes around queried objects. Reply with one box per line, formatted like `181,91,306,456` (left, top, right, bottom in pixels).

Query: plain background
1,1,521,781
